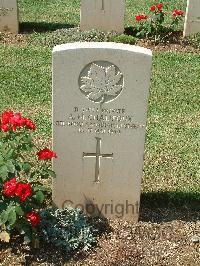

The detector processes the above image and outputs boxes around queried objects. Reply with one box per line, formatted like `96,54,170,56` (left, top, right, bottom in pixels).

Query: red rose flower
10,113,22,126
1,111,13,124
37,148,57,160
150,5,156,12
15,183,32,202
0,110,36,132
172,9,184,17
26,211,40,227
156,3,163,10
3,178,17,197
10,113,28,130
135,14,148,22
1,124,9,132
25,118,36,130
135,15,141,21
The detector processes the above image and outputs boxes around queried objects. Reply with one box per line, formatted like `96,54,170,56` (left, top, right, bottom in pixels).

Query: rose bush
0,110,57,244
135,2,184,41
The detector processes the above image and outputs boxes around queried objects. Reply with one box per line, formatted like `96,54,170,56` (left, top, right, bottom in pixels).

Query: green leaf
0,165,8,180
5,160,15,173
21,144,33,152
4,148,14,160
7,208,17,226
22,162,31,174
8,209,17,225
33,184,51,193
14,161,22,172
35,191,45,203
46,169,56,178
29,172,38,179
15,206,24,216
23,134,32,143
40,174,50,179
0,155,4,165
0,210,8,224
9,140,18,149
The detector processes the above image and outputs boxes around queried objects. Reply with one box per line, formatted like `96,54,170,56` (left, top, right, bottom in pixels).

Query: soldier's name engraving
56,106,145,135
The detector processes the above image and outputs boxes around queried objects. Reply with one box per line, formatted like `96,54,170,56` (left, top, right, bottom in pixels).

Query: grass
18,0,186,28
144,52,200,194
0,0,199,204
19,0,80,27
0,45,51,136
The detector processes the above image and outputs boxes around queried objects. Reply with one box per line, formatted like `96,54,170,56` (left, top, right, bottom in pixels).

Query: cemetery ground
0,0,199,265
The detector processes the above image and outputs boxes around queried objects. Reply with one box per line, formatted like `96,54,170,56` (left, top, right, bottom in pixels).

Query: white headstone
184,0,200,36
52,42,152,221
80,0,125,33
0,0,18,33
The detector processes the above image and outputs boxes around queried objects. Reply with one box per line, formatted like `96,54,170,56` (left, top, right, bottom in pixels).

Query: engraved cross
83,137,113,182
101,0,105,11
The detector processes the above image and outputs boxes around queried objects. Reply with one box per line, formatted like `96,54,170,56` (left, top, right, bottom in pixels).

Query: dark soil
0,28,199,53
0,206,199,266
0,224,199,266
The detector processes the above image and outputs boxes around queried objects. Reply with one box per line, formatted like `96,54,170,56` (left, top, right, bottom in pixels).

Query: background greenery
18,0,186,27
0,0,199,202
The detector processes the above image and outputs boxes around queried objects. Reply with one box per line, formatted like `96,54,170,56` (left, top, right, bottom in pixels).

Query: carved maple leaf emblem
80,63,123,103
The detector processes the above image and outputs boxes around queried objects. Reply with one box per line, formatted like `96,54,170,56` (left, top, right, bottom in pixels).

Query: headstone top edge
52,42,152,56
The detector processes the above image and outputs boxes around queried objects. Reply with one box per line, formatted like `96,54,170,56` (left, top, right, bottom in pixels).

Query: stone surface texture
0,0,18,33
52,42,152,220
184,0,200,36
80,0,125,33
